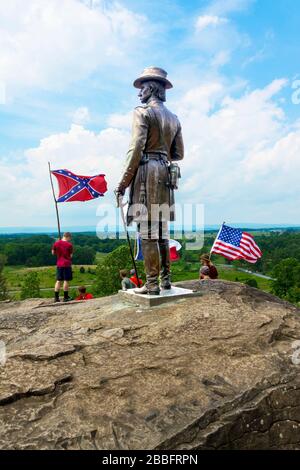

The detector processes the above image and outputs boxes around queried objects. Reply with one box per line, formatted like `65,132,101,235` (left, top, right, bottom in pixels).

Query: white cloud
207,0,255,16
193,0,253,64
72,107,91,125
170,77,300,223
0,81,6,105
195,15,228,31
107,111,133,130
243,128,300,182
1,77,300,227
242,29,274,69
242,46,266,68
0,0,147,95
194,15,249,61
210,50,231,67
0,123,130,226
1,0,298,229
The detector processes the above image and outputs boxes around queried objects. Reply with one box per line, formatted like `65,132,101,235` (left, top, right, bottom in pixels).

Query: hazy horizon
1,222,300,236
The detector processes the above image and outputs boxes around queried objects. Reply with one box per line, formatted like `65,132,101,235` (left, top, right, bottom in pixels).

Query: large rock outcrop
0,280,300,450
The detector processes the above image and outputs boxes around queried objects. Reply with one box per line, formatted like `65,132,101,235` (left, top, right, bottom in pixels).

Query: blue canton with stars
217,225,243,247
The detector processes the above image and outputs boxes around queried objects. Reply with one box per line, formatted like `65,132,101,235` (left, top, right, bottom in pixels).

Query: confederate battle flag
52,169,107,202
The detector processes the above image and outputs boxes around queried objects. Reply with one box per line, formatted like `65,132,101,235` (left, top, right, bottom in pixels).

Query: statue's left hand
114,184,125,196
114,185,126,207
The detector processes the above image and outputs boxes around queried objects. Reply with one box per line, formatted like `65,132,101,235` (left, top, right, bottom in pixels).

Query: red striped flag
211,224,262,264
134,234,182,262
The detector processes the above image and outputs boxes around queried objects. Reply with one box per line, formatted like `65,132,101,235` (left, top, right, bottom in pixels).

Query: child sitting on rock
199,254,218,280
199,266,211,280
120,270,136,290
76,286,93,301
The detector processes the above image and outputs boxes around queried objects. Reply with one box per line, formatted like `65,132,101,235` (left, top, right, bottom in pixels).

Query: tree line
0,233,125,267
1,230,300,272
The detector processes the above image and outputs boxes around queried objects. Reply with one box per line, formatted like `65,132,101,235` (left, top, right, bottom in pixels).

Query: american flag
211,224,262,264
52,169,107,202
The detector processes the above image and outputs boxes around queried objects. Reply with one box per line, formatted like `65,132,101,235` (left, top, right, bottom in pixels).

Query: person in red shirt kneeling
76,286,94,301
129,269,143,287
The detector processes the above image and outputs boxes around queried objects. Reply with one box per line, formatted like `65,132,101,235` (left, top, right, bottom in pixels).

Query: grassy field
4,253,108,290
4,265,98,300
4,265,98,289
4,259,272,300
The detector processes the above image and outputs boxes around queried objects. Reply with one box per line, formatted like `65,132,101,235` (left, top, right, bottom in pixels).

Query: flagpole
209,221,225,260
48,162,62,240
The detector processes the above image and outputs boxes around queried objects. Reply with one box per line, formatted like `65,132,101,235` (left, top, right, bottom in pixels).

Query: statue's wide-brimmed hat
133,66,173,89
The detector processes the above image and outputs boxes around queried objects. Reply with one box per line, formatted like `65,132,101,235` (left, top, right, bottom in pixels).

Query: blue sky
0,0,300,230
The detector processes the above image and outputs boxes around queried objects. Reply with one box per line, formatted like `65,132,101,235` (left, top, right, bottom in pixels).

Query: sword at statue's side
114,190,140,284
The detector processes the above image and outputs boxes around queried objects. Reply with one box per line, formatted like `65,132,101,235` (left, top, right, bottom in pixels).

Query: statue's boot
159,239,172,289
134,239,160,295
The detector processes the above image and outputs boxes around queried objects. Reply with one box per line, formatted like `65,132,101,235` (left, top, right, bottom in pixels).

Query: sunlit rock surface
0,280,300,450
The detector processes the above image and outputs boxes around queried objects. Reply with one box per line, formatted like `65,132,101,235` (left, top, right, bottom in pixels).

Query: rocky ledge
0,280,300,450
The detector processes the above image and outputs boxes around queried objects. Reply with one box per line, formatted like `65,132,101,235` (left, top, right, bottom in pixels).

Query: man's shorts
56,267,73,281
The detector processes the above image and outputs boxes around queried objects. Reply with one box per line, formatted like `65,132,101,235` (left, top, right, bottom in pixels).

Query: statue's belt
137,153,171,202
140,152,168,165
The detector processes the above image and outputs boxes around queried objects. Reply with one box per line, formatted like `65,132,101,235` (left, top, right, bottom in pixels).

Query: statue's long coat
119,96,184,225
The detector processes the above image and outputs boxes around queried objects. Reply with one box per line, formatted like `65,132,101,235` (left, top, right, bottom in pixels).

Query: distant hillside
1,224,300,235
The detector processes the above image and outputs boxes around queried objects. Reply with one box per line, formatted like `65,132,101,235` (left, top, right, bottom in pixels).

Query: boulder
0,280,300,450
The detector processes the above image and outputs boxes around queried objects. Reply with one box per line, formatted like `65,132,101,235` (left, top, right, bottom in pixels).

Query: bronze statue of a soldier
115,66,184,295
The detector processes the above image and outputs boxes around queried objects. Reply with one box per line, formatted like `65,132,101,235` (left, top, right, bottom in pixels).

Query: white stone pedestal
118,286,202,307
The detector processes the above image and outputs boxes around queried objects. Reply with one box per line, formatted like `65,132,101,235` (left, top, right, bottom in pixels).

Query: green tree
287,286,300,304
20,272,41,300
73,246,96,265
0,254,8,301
93,245,143,297
26,256,39,267
271,258,300,303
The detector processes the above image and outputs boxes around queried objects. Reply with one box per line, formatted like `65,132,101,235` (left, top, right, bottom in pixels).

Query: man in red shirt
76,286,94,301
52,232,73,302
